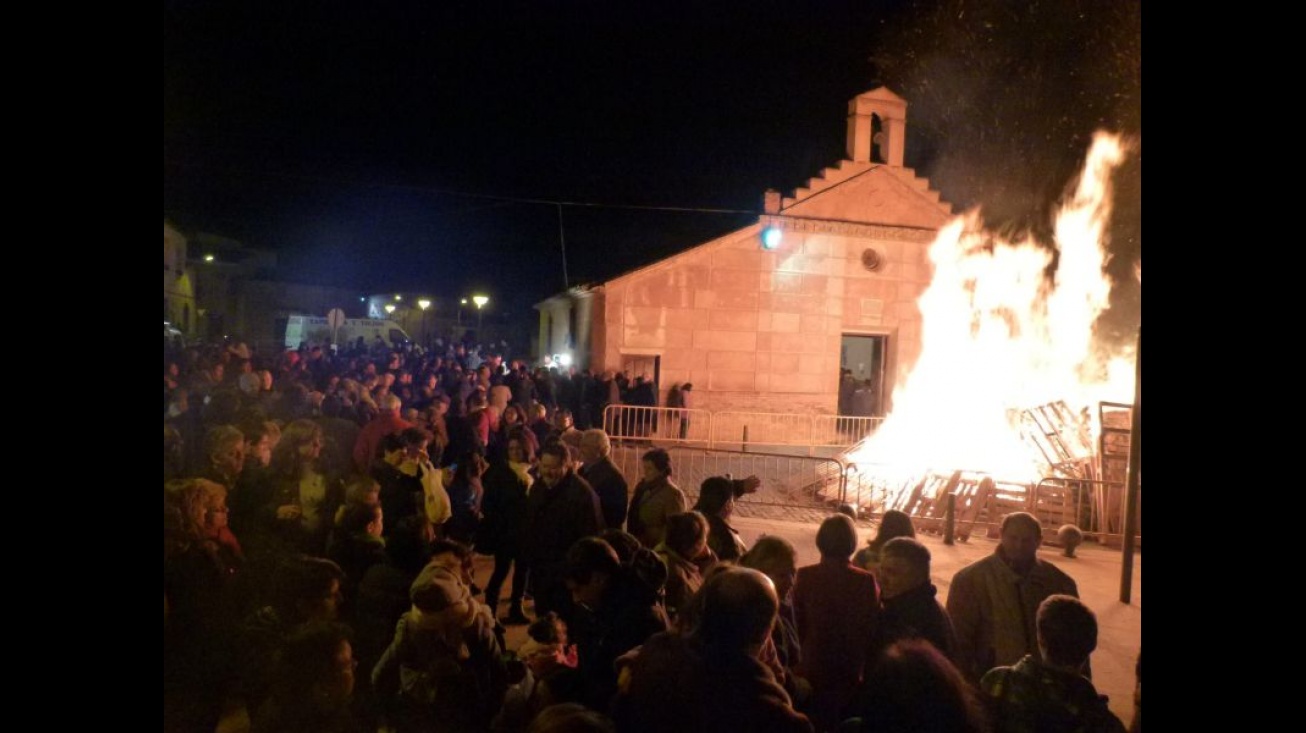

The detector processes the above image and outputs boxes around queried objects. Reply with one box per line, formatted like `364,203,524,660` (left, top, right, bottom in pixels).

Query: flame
847,133,1136,485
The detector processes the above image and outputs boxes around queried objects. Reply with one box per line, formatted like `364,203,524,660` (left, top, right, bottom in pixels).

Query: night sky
164,0,1141,336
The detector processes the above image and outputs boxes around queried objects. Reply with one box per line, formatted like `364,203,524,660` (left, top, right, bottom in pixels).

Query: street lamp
472,295,489,331
418,298,432,347
384,303,396,315
458,298,467,328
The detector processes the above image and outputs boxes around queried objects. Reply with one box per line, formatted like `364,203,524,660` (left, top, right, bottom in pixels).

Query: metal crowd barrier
1033,476,1141,544
608,444,847,512
601,405,713,444
601,405,881,455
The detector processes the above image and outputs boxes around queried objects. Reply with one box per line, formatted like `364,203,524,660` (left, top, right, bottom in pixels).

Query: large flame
848,132,1136,484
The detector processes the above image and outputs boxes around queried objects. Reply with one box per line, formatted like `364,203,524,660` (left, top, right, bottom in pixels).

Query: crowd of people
165,337,1138,733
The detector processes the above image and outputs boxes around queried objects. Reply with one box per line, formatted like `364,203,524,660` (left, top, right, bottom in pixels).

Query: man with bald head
619,567,814,733
946,511,1081,683
578,429,629,530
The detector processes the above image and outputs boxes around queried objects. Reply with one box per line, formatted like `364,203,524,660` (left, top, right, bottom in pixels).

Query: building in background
535,87,952,416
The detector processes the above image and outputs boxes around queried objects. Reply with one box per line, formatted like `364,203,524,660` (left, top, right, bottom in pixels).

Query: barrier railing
710,411,815,449
601,405,713,444
811,415,884,446
609,444,847,513
600,405,881,454
1033,476,1140,544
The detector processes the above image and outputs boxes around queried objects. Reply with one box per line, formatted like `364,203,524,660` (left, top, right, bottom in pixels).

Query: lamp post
417,298,431,347
472,295,489,332
458,298,467,328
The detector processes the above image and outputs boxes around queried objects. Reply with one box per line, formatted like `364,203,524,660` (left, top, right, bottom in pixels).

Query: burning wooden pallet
1020,400,1096,480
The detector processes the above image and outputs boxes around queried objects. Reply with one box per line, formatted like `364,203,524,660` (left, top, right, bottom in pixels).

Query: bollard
742,425,749,453
944,493,956,545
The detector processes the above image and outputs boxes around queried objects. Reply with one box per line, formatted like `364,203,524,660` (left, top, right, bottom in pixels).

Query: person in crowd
577,429,629,532
331,474,381,525
481,428,535,625
371,562,508,733
563,537,669,713
598,528,643,566
251,621,364,733
497,404,528,452
466,390,496,451
201,424,247,494
692,475,761,562
739,536,807,707
317,393,363,479
164,477,245,733
616,566,814,733
664,383,685,440
870,536,957,661
237,557,348,716
493,612,582,732
793,514,881,732
233,420,278,531
528,402,554,449
352,393,413,474
327,499,387,620
655,511,717,621
444,449,488,546
947,512,1080,683
548,408,583,459
372,433,424,536
351,515,437,729
267,419,344,555
677,383,694,439
520,442,604,620
842,639,991,733
626,448,685,548
981,595,1126,733
402,427,452,533
852,509,915,577
422,393,451,459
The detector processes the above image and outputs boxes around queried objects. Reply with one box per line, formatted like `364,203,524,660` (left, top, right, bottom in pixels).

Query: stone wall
597,221,934,414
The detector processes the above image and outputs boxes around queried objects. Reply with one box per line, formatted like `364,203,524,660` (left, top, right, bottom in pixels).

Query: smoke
870,0,1141,349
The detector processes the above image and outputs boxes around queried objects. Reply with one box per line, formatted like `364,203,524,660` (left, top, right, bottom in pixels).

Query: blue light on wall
761,226,782,250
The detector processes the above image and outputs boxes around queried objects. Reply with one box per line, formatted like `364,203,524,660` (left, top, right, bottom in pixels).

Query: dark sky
164,0,1141,332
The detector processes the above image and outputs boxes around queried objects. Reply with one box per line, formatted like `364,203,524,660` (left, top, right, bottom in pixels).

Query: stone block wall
597,221,935,414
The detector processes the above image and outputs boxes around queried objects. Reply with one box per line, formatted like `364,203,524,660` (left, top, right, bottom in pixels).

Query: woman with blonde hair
267,419,345,555
164,477,245,733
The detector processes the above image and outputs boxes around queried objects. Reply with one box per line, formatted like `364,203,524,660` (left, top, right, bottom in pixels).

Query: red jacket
793,557,881,730
352,412,413,474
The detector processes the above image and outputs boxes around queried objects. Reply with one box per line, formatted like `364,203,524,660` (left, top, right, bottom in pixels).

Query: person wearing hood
371,562,508,733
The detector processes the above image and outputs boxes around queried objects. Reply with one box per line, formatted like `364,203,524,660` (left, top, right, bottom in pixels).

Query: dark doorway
621,354,661,397
840,334,887,416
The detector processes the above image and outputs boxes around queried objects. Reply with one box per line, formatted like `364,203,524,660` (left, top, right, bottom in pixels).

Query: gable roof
778,160,952,229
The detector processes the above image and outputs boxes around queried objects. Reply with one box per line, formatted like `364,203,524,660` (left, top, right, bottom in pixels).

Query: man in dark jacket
617,567,814,733
870,537,957,660
578,429,629,531
564,537,670,713
520,442,604,621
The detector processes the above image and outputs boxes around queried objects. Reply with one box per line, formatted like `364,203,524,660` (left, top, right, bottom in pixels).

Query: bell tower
846,87,907,167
